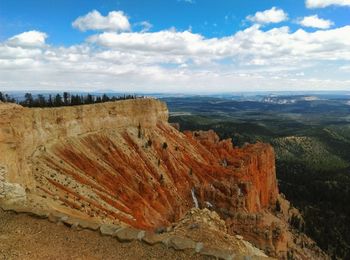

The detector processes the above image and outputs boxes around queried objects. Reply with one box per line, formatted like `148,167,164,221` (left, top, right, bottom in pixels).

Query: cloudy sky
0,0,350,93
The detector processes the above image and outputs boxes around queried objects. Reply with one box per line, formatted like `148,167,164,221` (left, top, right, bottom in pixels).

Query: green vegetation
165,96,350,259
0,91,140,107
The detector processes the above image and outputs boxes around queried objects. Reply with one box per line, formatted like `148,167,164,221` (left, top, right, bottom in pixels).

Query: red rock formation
0,99,327,259
184,130,278,213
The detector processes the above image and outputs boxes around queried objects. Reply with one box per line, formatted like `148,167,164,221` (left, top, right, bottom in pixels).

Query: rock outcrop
0,99,327,259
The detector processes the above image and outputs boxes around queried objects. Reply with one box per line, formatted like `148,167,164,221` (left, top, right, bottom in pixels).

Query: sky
0,0,350,93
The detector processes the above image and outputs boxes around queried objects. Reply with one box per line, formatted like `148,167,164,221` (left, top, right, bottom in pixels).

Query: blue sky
1,0,349,43
0,0,350,92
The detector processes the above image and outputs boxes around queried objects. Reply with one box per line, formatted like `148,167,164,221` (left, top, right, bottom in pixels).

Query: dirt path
0,209,205,260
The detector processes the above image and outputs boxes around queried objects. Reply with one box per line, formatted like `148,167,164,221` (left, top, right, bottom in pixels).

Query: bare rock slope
0,99,327,259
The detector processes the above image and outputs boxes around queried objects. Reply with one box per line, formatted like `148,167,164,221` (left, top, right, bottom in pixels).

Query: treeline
0,92,141,108
0,92,16,103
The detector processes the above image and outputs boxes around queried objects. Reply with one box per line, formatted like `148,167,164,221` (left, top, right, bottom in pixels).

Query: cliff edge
0,99,327,259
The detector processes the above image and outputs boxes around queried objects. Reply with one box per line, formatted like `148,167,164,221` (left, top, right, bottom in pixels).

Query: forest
165,95,350,259
0,92,140,107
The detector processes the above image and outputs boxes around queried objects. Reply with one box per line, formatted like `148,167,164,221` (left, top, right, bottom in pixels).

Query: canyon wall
0,99,167,189
0,99,326,258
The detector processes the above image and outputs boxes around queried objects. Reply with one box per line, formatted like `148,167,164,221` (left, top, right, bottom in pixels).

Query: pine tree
37,94,46,107
54,94,63,107
48,95,53,107
85,94,94,104
102,94,110,102
24,93,34,107
63,92,70,105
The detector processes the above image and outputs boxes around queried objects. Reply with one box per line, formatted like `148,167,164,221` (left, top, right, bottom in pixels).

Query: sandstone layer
0,99,327,259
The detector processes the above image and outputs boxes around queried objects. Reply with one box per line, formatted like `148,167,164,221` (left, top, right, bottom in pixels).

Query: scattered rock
167,236,196,250
115,227,142,242
60,216,68,222
78,219,100,231
100,224,120,236
0,182,26,205
142,231,163,245
47,213,62,223
137,230,146,241
200,246,236,260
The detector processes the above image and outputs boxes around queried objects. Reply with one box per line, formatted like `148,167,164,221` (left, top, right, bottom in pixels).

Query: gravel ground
0,209,206,260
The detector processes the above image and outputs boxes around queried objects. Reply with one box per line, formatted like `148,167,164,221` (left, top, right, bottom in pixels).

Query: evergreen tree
85,94,94,104
54,94,63,107
95,96,102,103
6,92,138,108
63,92,70,105
48,95,53,107
37,94,46,107
24,93,34,107
102,94,110,102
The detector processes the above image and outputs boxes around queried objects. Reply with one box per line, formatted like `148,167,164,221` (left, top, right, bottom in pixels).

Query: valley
166,94,350,259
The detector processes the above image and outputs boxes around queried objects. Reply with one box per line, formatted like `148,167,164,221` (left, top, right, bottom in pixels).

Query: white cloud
1,23,350,92
7,31,47,48
306,0,350,8
299,15,334,29
72,10,130,32
88,30,208,54
88,25,350,64
246,7,288,24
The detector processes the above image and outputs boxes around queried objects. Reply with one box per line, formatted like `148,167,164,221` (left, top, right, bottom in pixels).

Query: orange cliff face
184,130,278,213
1,99,325,258
0,99,278,226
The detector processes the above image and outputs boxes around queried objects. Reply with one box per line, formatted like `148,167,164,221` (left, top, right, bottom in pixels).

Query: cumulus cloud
306,0,350,8
72,10,130,32
299,15,334,29
1,23,350,92
7,30,47,48
88,30,208,54
246,7,288,24
88,25,350,65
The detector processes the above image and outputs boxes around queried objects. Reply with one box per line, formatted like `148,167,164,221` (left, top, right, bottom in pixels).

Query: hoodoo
0,99,326,258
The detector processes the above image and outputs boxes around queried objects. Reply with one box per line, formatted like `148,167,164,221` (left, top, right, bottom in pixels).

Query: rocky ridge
0,99,328,259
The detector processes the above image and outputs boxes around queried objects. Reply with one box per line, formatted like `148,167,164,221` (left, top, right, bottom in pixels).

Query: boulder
77,219,100,231
0,182,26,205
142,231,163,245
48,213,60,223
200,246,236,260
100,224,121,236
115,227,142,242
167,235,196,250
